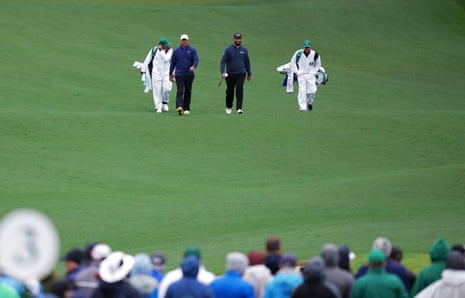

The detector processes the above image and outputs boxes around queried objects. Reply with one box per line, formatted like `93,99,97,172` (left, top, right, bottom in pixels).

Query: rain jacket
292,257,340,298
351,268,408,298
129,254,158,298
356,259,411,291
243,264,273,298
410,238,451,296
165,257,214,298
210,270,255,298
263,268,303,298
414,269,465,298
321,244,354,298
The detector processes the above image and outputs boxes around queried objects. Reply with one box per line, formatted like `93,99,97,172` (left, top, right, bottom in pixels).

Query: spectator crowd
1,236,464,298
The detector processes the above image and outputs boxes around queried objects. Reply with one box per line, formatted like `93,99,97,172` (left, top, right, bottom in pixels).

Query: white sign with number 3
0,209,60,281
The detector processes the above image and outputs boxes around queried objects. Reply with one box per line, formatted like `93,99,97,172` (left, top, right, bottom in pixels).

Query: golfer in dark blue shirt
169,34,199,116
220,32,252,114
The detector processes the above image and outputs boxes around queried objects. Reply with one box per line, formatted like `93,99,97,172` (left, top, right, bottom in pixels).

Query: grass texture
1,0,464,274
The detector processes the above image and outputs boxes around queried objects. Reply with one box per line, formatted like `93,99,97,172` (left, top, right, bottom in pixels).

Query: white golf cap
91,243,112,261
180,34,189,40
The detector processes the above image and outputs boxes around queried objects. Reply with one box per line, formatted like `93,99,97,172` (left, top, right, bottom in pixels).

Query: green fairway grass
1,0,464,275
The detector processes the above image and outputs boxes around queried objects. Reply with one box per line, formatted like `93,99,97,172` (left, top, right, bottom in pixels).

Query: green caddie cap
368,249,386,263
159,38,170,47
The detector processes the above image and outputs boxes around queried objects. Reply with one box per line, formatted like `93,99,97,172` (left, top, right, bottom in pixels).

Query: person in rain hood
158,246,215,298
410,237,451,296
129,254,158,298
263,253,303,298
165,256,214,298
320,244,354,298
243,251,273,298
291,257,340,298
415,250,465,298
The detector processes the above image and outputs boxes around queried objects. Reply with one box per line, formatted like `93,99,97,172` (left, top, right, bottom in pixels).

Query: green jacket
410,238,451,297
351,268,408,298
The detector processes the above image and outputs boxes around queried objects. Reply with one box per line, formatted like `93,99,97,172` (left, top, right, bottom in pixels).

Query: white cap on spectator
91,243,112,261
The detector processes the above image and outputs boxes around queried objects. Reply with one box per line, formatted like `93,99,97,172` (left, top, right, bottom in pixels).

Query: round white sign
0,209,60,281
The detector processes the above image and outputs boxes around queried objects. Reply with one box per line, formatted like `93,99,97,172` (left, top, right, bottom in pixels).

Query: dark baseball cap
62,248,85,264
151,252,166,271
233,32,242,39
280,253,297,267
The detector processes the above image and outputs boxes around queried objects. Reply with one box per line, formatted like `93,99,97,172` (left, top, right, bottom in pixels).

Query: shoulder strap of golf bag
148,47,158,74
295,50,302,69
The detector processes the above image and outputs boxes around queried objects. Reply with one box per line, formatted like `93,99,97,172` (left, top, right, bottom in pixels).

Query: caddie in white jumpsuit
143,38,173,113
289,39,321,111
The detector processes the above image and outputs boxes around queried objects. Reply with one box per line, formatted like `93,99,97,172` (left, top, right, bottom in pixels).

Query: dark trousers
225,73,246,110
175,75,195,111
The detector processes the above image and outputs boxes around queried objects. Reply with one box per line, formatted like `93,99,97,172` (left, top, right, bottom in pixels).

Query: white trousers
297,74,317,110
152,77,172,109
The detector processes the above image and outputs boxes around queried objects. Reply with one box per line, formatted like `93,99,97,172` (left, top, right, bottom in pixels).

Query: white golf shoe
226,108,232,114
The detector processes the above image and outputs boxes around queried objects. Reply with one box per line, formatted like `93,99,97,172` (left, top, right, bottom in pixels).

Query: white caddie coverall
289,49,321,111
142,46,173,111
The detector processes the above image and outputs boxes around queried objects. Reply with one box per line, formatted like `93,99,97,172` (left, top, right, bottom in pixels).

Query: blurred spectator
74,243,112,298
320,244,354,298
48,279,77,298
389,246,416,289
451,244,465,256
414,250,465,298
410,237,451,296
210,252,255,298
62,248,86,281
337,245,354,273
265,236,282,275
47,247,85,297
129,254,158,298
243,251,273,298
41,271,60,294
291,257,339,298
83,242,99,267
158,246,215,298
351,249,408,298
263,253,303,298
165,256,214,298
150,252,166,282
355,237,411,291
91,251,141,298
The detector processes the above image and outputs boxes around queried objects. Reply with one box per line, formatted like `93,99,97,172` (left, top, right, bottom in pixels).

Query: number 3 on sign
0,209,60,281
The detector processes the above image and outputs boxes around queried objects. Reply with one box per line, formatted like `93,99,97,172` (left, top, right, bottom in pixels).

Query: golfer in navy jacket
169,34,199,116
220,32,252,114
